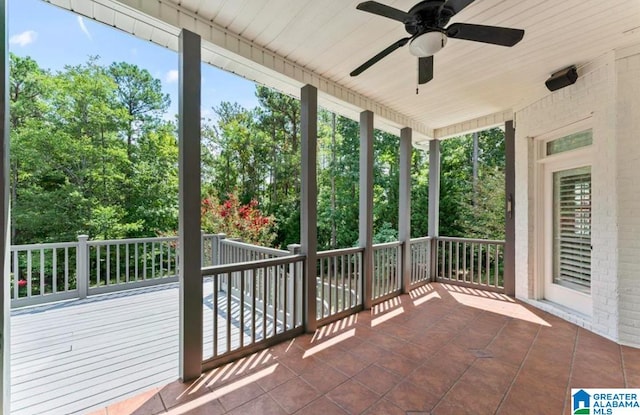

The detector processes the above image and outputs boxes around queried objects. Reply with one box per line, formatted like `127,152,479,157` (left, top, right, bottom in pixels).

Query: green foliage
10,53,506,249
9,55,177,243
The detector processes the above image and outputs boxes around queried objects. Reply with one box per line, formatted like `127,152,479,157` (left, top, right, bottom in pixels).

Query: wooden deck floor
10,281,256,415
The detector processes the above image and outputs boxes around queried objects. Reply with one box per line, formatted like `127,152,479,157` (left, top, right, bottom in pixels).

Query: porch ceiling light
409,31,447,57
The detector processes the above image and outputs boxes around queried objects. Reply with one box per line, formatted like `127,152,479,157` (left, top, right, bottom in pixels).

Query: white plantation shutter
553,166,591,291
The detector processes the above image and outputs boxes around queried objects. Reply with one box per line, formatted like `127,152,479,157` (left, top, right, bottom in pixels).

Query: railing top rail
317,246,364,259
87,236,178,246
409,236,431,243
201,254,305,276
220,238,289,257
11,241,78,250
437,236,505,245
372,241,402,250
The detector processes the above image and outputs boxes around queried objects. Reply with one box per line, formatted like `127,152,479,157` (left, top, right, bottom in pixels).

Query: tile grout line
492,323,542,414
619,344,628,388
422,309,491,411
561,326,581,415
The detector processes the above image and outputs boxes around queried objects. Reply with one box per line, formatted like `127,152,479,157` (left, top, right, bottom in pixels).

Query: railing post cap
78,234,89,241
287,244,301,254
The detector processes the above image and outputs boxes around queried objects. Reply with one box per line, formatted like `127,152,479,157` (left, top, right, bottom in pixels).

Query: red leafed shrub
202,192,277,247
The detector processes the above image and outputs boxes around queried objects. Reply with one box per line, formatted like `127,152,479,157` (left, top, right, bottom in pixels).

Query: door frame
534,120,593,316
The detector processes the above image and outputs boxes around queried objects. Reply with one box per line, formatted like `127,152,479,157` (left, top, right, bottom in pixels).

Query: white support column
399,128,412,293
178,29,202,381
360,111,374,309
300,85,318,332
428,139,440,280
0,1,10,411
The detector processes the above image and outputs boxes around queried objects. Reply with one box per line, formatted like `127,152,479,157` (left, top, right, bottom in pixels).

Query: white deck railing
316,247,364,322
410,236,431,286
435,236,505,290
372,241,402,302
9,233,283,308
11,234,505,309
201,254,305,370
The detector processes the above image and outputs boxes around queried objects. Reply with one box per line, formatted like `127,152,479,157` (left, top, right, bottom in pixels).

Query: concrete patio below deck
89,283,640,415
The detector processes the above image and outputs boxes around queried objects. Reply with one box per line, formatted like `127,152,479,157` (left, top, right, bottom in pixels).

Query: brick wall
616,48,640,346
514,52,622,342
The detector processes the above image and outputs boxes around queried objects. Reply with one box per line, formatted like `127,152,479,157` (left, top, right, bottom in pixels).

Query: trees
9,53,505,248
9,55,177,243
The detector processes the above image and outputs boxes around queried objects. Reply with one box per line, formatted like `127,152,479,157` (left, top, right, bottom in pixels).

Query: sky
7,0,260,120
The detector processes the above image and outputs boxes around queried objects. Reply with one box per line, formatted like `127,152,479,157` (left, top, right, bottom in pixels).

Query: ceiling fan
350,0,525,85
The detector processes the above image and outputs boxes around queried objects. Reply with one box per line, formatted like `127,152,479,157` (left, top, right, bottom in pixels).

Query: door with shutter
543,162,592,315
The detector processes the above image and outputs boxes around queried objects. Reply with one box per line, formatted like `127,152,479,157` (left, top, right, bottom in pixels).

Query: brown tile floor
94,283,640,415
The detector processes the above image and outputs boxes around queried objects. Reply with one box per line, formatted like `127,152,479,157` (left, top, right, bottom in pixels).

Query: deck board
10,281,252,415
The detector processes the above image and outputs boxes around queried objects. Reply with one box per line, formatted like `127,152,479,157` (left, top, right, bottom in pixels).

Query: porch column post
399,128,412,293
504,120,516,295
301,85,318,332
178,29,202,381
428,139,440,280
0,1,11,411
360,111,374,309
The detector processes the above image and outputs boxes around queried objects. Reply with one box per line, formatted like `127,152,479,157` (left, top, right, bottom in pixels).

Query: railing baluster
159,242,163,278
64,248,69,291
52,248,57,293
341,254,345,313
226,271,232,353
151,242,156,279
116,244,120,284
213,274,218,356
327,257,335,315
251,268,257,344
134,243,139,281
486,244,491,286
40,249,45,295
293,259,299,326
262,266,268,341
455,242,460,282
494,244,500,288
239,270,245,348
477,244,482,284
106,245,110,286
319,257,325,318
125,244,130,283
12,250,18,299
283,263,289,330
273,264,279,336
143,243,147,280
462,243,467,282
27,250,32,297
470,243,475,283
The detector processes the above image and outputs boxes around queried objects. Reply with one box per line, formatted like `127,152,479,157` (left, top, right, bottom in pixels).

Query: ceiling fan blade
418,56,433,85
356,1,412,23
446,23,524,46
351,37,411,77
444,0,477,15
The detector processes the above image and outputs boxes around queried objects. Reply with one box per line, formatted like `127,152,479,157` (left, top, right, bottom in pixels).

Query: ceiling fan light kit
350,0,525,85
409,31,447,57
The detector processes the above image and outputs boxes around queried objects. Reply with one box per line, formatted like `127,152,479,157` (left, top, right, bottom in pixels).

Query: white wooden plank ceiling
49,0,640,143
